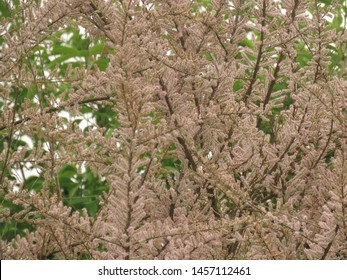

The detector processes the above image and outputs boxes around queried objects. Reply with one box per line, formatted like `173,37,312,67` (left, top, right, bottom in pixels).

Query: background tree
0,0,346,259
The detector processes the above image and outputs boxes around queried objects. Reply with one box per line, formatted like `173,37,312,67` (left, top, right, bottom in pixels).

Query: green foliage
296,43,313,68
0,0,10,18
95,104,120,130
0,199,36,242
59,165,108,217
0,16,112,240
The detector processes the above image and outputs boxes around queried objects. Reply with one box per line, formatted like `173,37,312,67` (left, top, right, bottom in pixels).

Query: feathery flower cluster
0,0,346,259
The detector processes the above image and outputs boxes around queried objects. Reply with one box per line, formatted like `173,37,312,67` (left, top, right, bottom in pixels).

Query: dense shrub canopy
0,0,346,259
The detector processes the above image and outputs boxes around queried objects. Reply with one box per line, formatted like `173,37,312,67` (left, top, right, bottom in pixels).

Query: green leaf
94,58,110,71
27,84,37,100
161,158,181,172
0,1,10,17
89,43,104,55
233,80,244,92
25,176,44,192
52,45,80,56
318,0,332,5
332,12,343,29
204,51,213,61
296,48,312,67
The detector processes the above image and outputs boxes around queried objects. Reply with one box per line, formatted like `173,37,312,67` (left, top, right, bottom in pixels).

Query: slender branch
0,95,112,132
320,225,339,260
159,77,197,171
242,0,266,103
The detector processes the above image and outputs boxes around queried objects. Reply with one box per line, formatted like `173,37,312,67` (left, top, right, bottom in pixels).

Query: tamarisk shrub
0,0,346,259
